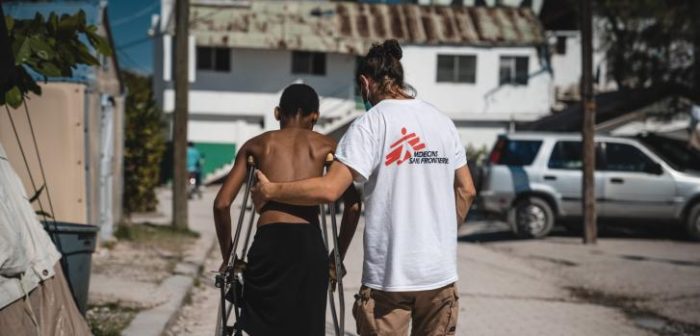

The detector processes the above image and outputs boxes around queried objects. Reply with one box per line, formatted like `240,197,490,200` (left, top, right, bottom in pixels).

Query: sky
107,0,160,75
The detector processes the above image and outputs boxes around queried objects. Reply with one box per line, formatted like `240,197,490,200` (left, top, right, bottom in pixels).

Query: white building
151,0,552,180
537,0,617,104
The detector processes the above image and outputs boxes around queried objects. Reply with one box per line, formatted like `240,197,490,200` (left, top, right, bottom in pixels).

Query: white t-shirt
336,99,467,291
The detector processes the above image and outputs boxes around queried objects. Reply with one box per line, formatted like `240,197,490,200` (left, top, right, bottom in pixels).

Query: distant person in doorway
252,40,477,335
213,84,361,336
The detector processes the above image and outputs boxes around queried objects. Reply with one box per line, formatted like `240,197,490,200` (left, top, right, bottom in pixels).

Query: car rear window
489,138,542,166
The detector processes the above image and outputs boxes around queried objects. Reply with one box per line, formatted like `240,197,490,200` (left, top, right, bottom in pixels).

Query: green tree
122,72,166,214
1,10,111,108
595,0,698,98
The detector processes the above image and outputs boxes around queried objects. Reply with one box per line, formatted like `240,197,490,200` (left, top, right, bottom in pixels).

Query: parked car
479,132,700,240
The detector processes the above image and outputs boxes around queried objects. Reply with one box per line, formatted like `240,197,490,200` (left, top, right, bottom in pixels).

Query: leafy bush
122,72,166,214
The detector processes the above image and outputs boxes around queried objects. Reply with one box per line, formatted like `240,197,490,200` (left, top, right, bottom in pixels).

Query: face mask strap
362,80,373,111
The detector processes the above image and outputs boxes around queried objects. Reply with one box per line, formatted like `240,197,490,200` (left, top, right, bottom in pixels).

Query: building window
292,51,326,75
196,46,231,72
436,55,476,83
499,56,529,85
555,36,567,55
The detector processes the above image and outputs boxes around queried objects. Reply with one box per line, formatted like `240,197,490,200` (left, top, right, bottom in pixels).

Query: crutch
322,153,345,336
215,156,257,336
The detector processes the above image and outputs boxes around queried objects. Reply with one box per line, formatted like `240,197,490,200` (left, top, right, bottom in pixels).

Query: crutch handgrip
325,153,334,166
247,155,255,167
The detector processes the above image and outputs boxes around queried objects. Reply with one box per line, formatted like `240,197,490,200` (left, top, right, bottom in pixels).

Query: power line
117,49,150,73
116,36,152,50
111,1,159,28
4,105,51,226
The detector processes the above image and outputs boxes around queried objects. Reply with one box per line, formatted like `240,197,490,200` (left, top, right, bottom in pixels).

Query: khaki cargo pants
352,283,459,336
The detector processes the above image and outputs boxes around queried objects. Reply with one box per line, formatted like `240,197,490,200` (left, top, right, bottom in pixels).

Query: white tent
0,142,90,335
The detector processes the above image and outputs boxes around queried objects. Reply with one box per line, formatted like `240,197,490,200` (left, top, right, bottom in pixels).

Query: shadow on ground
460,213,691,243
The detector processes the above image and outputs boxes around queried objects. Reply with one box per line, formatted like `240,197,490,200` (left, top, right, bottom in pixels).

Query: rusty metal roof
187,1,545,54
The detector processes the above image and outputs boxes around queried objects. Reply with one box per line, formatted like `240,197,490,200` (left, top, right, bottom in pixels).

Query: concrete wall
548,19,619,101
549,31,582,99
402,45,552,120
0,79,123,239
0,83,88,224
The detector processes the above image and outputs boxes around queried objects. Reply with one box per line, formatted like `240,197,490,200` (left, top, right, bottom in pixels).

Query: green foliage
122,72,166,214
1,10,112,108
595,0,698,92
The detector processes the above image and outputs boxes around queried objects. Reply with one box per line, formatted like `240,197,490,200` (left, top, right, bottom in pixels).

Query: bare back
243,128,335,226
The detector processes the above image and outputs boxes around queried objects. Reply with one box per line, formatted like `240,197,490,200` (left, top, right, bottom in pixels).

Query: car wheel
686,203,700,242
509,197,555,238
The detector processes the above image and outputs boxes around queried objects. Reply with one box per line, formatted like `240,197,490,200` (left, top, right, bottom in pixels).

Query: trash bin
42,221,98,315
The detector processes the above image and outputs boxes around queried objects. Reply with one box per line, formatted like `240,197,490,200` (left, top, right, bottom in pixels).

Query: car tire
686,203,700,242
509,197,555,239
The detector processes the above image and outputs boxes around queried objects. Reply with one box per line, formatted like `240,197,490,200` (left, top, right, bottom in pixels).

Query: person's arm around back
454,165,477,225
337,185,361,260
252,160,356,210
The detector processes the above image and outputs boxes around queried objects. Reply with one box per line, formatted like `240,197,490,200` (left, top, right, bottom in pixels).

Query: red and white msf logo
385,127,426,166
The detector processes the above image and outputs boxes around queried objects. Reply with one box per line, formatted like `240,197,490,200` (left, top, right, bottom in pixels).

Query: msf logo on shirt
385,127,426,166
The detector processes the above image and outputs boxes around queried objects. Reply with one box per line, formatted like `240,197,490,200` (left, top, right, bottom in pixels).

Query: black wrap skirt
240,222,329,336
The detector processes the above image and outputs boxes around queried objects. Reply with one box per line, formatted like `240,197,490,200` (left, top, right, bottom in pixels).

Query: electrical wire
4,105,51,227
110,1,160,28
116,36,152,50
22,99,59,229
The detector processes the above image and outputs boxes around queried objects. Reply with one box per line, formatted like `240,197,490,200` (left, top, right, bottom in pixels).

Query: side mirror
646,162,663,175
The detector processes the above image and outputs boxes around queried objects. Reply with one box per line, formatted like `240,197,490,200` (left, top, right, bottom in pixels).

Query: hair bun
382,39,402,60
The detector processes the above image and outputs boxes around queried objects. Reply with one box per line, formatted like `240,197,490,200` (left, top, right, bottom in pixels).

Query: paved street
161,190,700,336
463,220,700,335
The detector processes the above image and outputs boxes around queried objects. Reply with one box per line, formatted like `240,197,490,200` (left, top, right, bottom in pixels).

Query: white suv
479,133,700,240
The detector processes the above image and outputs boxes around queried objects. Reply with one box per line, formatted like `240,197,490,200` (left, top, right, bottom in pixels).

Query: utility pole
580,0,597,244
172,0,189,230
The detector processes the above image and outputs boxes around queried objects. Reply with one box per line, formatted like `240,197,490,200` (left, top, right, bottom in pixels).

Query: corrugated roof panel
469,8,500,43
494,8,519,42
419,6,439,43
369,4,388,40
453,7,479,43
187,1,545,54
513,8,543,43
403,5,426,43
387,5,406,40
434,6,460,44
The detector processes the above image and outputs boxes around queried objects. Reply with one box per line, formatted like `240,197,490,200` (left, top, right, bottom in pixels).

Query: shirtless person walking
213,84,361,336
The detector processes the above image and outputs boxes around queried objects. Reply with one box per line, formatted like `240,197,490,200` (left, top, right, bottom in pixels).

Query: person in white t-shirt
252,39,476,335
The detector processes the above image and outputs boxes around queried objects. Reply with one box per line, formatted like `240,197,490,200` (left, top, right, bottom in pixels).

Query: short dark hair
278,84,320,118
